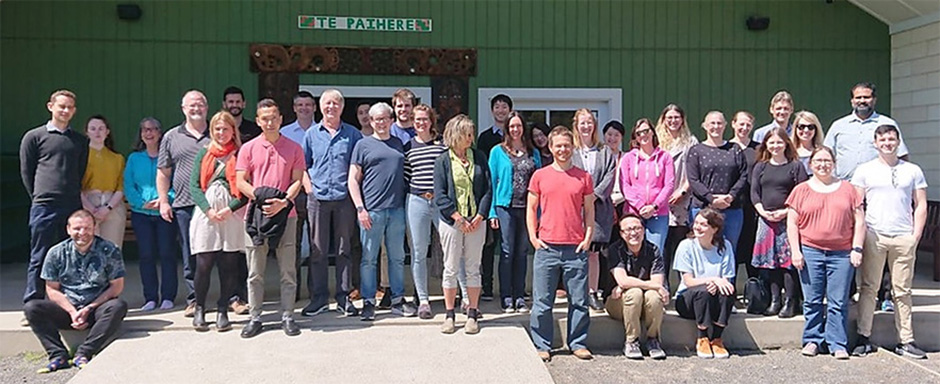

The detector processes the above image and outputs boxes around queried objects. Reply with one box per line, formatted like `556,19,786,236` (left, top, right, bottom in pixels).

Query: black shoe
851,335,875,356
778,298,798,319
343,300,359,317
391,300,417,317
647,338,666,360
588,293,604,312
282,318,301,336
502,297,515,313
301,302,329,317
361,302,376,321
378,292,393,309
895,342,927,359
240,320,263,339
763,299,782,316
481,293,495,302
216,309,231,332
193,305,209,332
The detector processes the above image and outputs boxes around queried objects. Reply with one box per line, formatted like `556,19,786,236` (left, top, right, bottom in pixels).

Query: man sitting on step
24,209,128,373
605,214,669,360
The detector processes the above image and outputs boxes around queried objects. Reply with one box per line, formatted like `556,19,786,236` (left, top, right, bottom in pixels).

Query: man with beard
824,82,909,181
223,86,262,143
157,90,211,317
389,88,417,144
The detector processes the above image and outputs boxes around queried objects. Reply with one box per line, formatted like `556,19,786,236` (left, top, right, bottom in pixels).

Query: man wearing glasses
850,125,928,360
605,214,669,360
824,82,909,181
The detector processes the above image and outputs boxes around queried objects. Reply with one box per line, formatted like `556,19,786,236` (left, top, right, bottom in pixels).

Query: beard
227,107,243,117
854,103,872,116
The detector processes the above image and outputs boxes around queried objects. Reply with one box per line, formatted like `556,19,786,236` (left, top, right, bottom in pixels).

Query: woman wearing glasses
786,146,864,359
655,104,698,286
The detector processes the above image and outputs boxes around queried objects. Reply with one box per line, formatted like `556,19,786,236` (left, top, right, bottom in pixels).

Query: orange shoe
710,338,729,359
696,337,713,359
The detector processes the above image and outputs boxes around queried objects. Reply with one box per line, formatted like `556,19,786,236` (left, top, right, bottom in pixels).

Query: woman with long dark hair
488,111,542,313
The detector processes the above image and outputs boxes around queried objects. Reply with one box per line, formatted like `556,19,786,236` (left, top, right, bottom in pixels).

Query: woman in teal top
124,117,178,311
488,111,541,313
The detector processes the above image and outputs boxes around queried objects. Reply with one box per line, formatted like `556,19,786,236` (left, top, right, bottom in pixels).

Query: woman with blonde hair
790,111,824,175
188,110,248,332
655,104,699,286
571,108,618,311
434,114,491,334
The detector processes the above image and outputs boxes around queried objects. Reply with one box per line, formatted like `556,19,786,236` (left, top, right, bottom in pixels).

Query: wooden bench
919,200,940,281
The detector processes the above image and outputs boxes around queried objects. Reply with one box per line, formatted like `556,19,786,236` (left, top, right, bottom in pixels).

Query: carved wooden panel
431,76,469,126
257,72,299,123
250,44,476,76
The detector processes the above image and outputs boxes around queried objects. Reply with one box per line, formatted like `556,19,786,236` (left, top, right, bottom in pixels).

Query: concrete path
67,325,553,384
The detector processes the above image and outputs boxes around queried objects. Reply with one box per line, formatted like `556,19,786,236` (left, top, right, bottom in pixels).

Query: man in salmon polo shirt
527,126,596,363
235,99,305,338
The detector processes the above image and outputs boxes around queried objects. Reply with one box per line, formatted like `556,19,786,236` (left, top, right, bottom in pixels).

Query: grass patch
22,351,47,363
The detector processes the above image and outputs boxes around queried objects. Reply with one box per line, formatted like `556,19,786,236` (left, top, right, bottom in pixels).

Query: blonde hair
571,108,602,148
443,114,475,148
209,110,241,148
655,104,694,151
49,89,76,103
769,90,793,109
790,110,824,149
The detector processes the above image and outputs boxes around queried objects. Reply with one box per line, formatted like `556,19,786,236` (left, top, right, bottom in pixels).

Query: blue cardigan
487,145,541,218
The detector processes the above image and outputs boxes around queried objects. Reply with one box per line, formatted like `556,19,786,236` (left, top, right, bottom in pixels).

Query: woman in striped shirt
404,104,449,319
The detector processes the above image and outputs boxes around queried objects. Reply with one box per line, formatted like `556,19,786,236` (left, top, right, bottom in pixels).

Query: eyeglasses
620,226,644,234
811,158,833,164
634,128,653,136
797,124,816,131
372,116,391,122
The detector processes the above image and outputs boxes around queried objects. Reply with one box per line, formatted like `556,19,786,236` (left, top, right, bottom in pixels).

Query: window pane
549,110,576,128
517,110,546,126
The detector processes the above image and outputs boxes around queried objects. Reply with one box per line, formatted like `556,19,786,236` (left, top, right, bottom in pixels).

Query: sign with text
298,15,432,33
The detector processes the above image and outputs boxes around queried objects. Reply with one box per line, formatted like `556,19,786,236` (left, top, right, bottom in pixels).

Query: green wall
0,0,890,261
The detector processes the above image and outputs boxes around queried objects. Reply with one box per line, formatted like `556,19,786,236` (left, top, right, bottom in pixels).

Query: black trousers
24,298,127,360
676,285,734,333
307,198,356,307
481,225,501,296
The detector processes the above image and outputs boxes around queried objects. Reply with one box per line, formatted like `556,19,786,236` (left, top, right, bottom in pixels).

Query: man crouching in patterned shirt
24,209,127,374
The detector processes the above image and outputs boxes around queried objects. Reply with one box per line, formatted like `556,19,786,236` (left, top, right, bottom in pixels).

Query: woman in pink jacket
619,118,676,253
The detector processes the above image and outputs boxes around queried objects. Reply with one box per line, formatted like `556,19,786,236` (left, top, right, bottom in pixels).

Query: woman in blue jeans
123,117,177,311
686,111,748,259
786,147,864,359
488,111,541,313
619,118,675,253
404,104,448,319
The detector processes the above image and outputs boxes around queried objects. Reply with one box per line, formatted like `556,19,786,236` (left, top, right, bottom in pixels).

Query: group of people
18,81,929,373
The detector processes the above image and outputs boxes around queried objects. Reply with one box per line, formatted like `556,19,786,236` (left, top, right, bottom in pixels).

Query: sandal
71,355,89,369
37,357,70,374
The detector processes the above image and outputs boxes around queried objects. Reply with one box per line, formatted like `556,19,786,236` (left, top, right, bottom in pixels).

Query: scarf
199,140,241,199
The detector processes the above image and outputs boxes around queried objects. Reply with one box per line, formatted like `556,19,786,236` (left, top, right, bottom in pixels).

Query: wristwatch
356,206,366,213
852,246,863,253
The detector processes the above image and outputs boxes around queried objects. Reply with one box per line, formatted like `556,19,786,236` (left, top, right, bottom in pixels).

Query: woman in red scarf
188,111,248,332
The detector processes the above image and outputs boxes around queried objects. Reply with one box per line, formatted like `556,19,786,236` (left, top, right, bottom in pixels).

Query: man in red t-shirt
526,126,595,362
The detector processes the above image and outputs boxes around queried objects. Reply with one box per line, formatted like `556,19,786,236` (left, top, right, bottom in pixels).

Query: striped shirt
404,138,447,194
157,124,210,208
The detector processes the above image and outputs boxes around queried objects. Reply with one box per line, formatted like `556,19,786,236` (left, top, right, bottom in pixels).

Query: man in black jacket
476,93,512,300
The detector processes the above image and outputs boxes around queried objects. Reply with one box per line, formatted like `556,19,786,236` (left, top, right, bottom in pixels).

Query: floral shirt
40,236,125,308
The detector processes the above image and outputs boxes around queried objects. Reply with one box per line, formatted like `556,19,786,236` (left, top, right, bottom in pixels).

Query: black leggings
194,251,241,309
676,285,735,339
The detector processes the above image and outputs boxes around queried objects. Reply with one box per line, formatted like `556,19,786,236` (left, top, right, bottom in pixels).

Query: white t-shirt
851,159,928,236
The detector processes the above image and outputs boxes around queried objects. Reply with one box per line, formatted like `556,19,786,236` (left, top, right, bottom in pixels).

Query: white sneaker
159,300,174,310
140,301,157,311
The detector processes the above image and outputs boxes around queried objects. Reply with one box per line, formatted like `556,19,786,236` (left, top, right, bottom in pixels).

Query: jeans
799,245,853,352
530,244,590,352
644,214,669,254
24,203,75,302
131,212,178,303
360,207,406,305
24,298,127,361
406,194,437,303
496,206,529,301
173,206,196,305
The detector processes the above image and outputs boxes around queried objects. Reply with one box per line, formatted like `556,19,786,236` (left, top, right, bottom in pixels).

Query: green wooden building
0,0,892,261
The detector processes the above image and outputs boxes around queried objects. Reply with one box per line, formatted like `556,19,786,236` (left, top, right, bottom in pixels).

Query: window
476,88,622,132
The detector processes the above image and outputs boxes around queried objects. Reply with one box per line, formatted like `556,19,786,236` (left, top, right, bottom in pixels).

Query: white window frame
476,88,623,132
299,85,432,104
